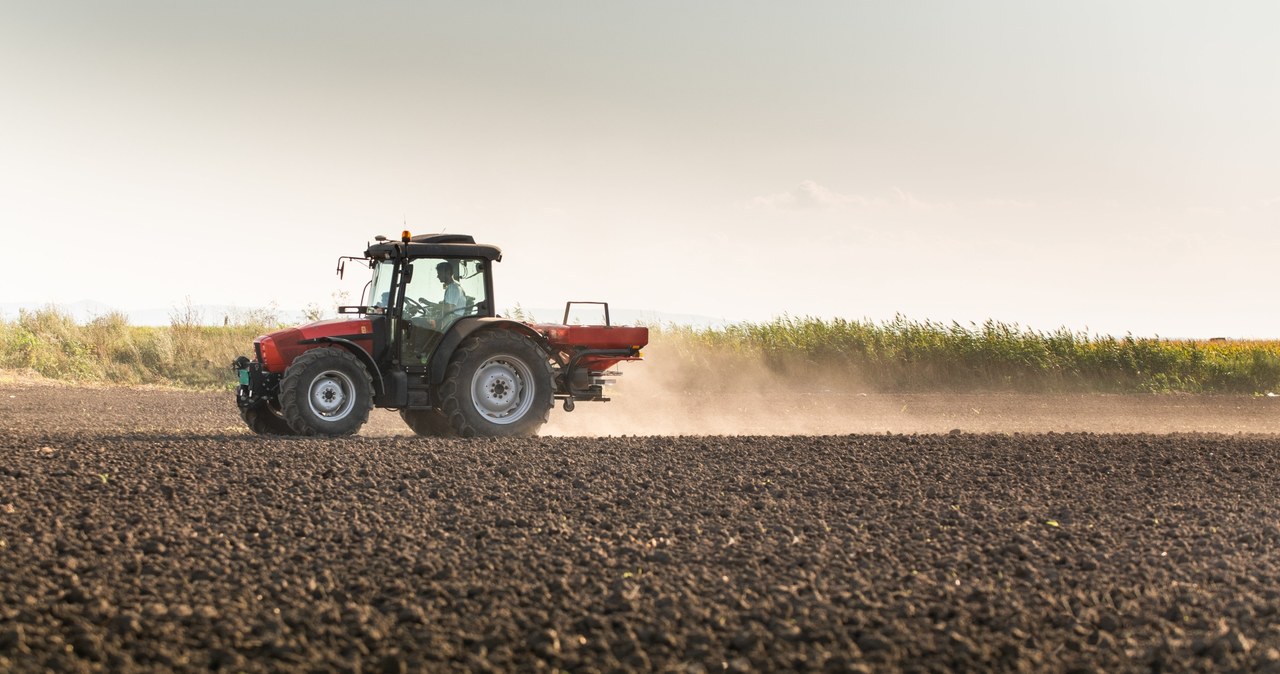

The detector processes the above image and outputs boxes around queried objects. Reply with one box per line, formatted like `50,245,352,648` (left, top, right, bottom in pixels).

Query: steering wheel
403,296,429,317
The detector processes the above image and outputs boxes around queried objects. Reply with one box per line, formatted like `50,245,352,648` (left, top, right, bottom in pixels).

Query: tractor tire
279,347,373,437
240,401,294,436
400,408,458,438
438,329,552,438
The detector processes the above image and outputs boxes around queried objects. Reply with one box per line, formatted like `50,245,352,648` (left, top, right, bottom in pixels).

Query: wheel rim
470,355,535,424
308,370,357,421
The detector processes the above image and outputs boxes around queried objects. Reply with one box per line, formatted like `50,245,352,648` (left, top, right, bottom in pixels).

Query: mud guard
298,336,386,397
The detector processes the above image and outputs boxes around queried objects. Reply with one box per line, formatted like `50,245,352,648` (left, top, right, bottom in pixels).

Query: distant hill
517,307,730,329
0,300,732,329
0,301,309,327
1,300,131,323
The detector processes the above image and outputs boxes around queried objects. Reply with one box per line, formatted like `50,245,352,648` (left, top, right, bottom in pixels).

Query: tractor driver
424,261,466,319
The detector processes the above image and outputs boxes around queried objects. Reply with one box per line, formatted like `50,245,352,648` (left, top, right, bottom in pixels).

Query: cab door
398,257,490,367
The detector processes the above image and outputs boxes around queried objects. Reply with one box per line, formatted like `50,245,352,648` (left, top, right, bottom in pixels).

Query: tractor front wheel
400,408,457,437
240,400,294,436
279,347,373,436
438,330,552,437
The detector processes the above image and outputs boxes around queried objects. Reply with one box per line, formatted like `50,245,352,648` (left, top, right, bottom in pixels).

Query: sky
1,1,1277,337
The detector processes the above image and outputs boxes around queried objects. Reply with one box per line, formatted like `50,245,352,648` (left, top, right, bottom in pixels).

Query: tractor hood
254,317,375,373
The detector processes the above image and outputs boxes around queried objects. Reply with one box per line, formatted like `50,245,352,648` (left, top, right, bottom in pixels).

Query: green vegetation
659,316,1280,394
0,306,276,389
3,308,1279,394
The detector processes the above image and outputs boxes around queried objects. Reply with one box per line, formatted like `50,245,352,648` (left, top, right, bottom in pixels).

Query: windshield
366,261,396,310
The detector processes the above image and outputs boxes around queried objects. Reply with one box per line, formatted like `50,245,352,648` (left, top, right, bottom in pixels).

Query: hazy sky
2,1,1277,336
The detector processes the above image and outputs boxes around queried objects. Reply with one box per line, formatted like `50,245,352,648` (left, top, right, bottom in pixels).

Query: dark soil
2,384,1280,672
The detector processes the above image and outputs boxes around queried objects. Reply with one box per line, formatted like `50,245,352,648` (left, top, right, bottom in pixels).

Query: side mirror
402,264,414,284
336,258,346,279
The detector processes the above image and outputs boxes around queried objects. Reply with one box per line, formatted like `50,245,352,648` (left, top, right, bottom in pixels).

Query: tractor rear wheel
400,408,457,437
438,329,552,437
240,401,294,435
279,347,373,436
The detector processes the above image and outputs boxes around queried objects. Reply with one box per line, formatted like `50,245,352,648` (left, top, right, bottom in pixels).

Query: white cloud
890,187,954,211
978,197,1038,209
749,181,974,212
749,180,876,210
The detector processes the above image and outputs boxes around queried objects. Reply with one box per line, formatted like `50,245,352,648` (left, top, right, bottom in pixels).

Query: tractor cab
341,232,501,371
366,254,489,367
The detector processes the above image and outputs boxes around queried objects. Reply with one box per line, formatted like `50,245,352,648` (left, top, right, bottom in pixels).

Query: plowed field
2,383,1279,672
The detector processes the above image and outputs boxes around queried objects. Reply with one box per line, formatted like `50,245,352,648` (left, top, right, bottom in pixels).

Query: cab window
399,258,488,365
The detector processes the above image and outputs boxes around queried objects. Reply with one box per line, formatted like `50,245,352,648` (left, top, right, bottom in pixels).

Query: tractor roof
365,233,502,262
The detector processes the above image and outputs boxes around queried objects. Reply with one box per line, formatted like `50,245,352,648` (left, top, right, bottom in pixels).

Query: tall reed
0,306,279,388
3,309,1278,393
657,316,1280,394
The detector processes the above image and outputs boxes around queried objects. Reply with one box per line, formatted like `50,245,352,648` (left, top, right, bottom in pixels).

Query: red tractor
232,232,647,437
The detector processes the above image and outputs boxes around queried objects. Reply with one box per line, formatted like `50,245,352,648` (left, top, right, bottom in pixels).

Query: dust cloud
355,340,1280,437
539,341,1280,437
542,340,893,436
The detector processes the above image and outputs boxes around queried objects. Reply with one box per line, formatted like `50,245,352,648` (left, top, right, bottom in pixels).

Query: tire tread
239,404,294,435
279,347,374,436
437,329,551,438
